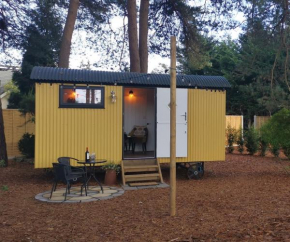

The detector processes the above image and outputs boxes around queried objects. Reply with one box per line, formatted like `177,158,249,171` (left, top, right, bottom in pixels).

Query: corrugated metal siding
35,85,225,168
35,83,123,168
30,67,231,89
158,89,226,163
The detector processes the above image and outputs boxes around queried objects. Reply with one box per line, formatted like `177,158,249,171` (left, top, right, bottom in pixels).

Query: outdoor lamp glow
129,90,134,97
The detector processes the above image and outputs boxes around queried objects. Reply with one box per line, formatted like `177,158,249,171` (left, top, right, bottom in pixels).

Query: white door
156,88,188,157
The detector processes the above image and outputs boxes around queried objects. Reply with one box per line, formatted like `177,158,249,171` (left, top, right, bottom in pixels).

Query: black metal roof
30,66,231,89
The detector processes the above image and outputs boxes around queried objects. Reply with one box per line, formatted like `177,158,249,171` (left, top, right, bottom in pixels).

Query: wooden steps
121,159,163,186
129,182,159,187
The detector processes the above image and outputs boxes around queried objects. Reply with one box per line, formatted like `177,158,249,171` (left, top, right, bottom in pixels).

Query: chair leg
80,177,88,197
54,182,58,191
142,143,147,153
50,182,56,199
68,183,71,194
64,183,69,201
83,178,88,196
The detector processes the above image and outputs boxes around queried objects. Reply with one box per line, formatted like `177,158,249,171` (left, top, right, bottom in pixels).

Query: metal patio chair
129,126,148,153
58,157,81,171
50,163,87,201
57,156,88,177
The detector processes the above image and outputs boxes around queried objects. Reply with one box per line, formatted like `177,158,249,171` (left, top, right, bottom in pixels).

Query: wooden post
170,36,176,216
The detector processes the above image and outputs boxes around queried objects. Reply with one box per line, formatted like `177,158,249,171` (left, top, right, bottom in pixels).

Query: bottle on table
85,147,90,162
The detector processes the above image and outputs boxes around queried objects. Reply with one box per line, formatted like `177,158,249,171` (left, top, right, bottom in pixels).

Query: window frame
59,85,105,109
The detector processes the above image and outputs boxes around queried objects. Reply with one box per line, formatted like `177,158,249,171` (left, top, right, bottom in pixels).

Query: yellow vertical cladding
158,89,226,164
35,83,123,168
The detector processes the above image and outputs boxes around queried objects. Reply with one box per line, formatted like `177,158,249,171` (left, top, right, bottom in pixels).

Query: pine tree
8,0,63,113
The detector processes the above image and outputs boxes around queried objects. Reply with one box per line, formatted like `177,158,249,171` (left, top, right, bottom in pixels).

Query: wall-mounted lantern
129,90,134,97
111,91,116,103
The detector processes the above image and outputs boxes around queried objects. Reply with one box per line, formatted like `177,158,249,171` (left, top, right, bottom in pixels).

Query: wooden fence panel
254,115,270,129
225,115,243,146
226,115,243,130
3,110,13,156
3,110,35,157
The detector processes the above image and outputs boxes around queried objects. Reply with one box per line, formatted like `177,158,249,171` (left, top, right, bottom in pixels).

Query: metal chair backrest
58,157,79,172
58,157,71,166
52,163,69,184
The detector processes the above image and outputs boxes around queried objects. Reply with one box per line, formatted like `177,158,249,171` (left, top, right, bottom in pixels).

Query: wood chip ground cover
1,154,290,241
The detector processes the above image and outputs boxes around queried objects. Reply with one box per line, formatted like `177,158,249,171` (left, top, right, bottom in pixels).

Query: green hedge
260,108,290,159
18,133,35,158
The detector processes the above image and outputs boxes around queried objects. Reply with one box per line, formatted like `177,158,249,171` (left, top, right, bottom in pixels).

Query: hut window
59,85,105,108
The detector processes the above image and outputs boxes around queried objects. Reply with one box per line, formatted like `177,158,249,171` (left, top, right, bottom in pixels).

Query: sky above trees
0,0,245,72
57,0,246,72
67,12,244,72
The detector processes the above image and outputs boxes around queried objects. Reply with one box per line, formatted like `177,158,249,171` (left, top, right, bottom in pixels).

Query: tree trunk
127,0,140,72
0,99,8,167
139,0,149,73
58,0,80,68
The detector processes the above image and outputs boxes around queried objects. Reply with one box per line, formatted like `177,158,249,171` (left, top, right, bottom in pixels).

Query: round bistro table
77,160,106,193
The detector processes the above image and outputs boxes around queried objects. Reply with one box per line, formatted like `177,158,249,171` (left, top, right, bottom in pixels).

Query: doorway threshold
123,151,155,160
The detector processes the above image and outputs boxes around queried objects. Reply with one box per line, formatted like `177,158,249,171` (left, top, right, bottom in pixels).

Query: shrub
19,91,35,116
18,133,35,158
260,122,279,157
260,108,290,159
226,125,237,153
258,129,268,156
102,162,121,174
0,160,6,168
259,138,267,156
270,145,280,157
236,127,244,154
283,147,290,159
244,126,259,155
1,185,8,191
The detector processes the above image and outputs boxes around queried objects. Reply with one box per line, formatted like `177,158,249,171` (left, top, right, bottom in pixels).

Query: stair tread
124,165,158,169
125,173,160,178
123,160,157,166
129,182,159,187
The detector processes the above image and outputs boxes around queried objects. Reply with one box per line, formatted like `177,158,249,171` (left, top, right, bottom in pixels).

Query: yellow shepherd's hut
30,67,230,183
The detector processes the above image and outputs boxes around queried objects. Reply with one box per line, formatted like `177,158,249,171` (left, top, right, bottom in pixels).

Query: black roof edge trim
34,80,230,90
30,66,231,89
